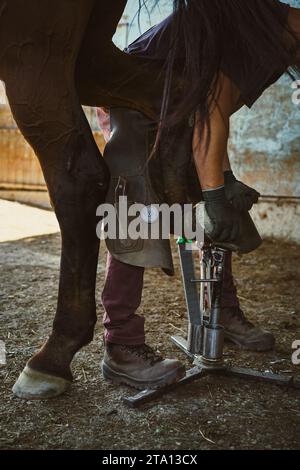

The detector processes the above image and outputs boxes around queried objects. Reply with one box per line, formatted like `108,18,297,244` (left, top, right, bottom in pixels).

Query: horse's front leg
1,0,109,398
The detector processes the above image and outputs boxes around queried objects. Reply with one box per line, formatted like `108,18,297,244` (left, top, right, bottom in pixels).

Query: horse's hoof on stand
12,365,71,399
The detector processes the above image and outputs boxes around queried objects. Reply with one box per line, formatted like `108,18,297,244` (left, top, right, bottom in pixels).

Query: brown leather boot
102,343,186,390
220,307,275,352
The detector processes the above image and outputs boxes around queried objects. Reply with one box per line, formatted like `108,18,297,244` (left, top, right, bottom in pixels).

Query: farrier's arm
192,74,260,241
193,93,239,242
193,113,260,218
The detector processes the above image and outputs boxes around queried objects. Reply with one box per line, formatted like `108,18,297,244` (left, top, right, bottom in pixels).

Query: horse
0,0,162,399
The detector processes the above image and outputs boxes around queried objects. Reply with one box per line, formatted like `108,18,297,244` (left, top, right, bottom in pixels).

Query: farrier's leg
1,0,111,398
100,254,186,389
102,255,146,346
221,253,240,309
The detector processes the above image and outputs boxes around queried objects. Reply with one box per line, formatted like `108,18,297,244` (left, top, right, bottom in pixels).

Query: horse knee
52,166,109,228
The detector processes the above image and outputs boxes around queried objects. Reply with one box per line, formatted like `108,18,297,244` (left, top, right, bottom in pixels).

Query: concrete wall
229,0,300,241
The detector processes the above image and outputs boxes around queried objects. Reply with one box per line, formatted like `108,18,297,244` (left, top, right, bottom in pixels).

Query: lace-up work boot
102,343,186,389
220,307,275,352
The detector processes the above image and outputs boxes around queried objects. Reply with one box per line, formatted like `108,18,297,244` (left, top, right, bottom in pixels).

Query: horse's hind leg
1,0,109,398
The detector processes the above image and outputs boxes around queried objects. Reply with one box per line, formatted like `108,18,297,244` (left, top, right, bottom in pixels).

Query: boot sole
224,332,275,352
101,362,186,390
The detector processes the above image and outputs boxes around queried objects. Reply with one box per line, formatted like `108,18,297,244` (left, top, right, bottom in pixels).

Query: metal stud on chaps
0,0,120,399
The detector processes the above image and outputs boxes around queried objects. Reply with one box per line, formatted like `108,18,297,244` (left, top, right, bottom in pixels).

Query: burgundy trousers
101,252,239,345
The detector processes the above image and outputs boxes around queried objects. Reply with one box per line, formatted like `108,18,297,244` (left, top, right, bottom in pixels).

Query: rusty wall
0,100,105,190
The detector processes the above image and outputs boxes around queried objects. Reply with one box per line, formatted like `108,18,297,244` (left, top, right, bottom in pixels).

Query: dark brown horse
0,0,166,398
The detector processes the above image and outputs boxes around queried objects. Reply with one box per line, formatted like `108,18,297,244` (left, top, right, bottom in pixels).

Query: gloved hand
224,170,260,212
202,187,240,242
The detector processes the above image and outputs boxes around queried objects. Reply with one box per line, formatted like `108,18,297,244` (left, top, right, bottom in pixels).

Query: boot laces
122,344,163,366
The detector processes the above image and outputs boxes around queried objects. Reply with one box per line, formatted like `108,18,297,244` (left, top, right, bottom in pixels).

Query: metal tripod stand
123,239,299,408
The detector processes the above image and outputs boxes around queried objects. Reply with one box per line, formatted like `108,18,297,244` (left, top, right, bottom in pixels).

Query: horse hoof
12,365,71,399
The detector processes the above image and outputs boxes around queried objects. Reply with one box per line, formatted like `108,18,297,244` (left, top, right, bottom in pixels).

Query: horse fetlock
13,329,95,400
26,333,82,382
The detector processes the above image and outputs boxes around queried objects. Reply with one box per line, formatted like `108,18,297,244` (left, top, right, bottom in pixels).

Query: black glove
202,187,240,242
224,170,260,212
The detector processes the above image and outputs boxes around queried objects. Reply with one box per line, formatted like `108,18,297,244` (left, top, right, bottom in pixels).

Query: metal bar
123,366,208,408
209,249,225,328
217,366,295,387
177,243,204,354
123,364,300,408
200,247,212,321
177,243,201,326
170,336,195,360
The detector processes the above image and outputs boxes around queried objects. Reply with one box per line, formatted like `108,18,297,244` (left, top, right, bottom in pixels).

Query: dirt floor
0,234,299,450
